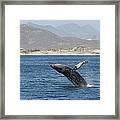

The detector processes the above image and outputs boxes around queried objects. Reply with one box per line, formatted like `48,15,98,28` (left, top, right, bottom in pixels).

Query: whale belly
68,71,87,87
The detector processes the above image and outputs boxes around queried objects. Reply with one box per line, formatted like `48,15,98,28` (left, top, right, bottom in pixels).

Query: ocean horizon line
20,53,100,56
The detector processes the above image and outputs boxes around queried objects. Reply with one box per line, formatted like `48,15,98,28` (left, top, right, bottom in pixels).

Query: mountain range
20,23,100,50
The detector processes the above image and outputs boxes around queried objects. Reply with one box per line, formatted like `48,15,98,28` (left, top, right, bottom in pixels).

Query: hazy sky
21,20,100,31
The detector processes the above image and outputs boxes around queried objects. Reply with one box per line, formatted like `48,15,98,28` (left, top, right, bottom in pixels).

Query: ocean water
20,55,100,100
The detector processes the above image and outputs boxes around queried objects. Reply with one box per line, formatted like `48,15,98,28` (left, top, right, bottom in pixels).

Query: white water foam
87,84,94,87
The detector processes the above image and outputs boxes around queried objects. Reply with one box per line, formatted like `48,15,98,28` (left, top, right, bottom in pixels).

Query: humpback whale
50,61,88,87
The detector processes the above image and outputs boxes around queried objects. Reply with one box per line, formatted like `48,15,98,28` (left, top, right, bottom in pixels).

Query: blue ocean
20,55,100,100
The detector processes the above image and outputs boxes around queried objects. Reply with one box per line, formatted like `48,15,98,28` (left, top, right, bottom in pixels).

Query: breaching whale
50,61,88,87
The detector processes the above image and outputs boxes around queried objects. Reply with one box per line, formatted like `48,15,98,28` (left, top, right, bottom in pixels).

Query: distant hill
20,23,100,50
27,22,100,40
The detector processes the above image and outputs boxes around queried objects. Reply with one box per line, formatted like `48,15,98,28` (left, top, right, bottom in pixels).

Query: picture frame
0,0,119,119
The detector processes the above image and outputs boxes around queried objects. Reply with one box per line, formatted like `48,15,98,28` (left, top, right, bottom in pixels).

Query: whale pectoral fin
73,60,88,70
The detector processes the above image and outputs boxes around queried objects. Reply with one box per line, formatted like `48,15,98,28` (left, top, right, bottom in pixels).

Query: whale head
50,64,66,73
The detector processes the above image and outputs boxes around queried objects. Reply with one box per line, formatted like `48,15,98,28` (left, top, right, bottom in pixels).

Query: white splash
87,84,94,87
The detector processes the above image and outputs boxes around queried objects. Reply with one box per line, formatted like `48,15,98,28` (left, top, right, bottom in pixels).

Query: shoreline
20,53,100,56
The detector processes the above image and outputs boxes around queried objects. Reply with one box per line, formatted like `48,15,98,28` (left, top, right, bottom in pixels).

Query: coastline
20,48,100,56
20,53,100,56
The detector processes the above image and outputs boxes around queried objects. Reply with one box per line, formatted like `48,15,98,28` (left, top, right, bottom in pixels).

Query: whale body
50,62,88,87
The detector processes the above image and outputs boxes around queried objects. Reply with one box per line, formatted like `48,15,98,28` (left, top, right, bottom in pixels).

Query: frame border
0,0,119,119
